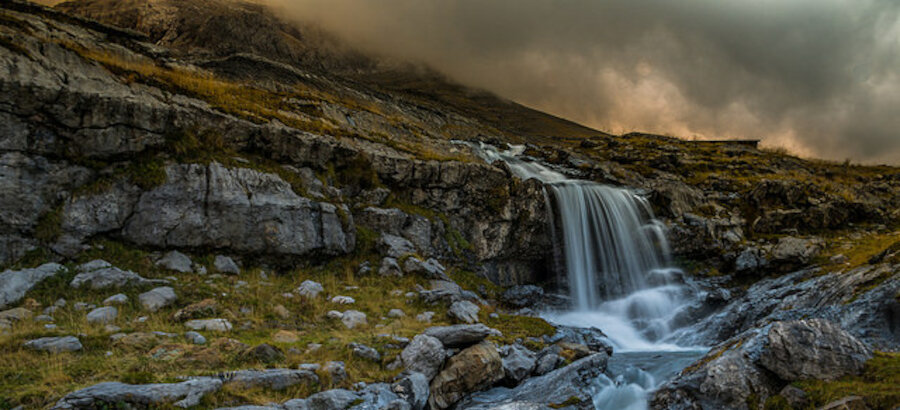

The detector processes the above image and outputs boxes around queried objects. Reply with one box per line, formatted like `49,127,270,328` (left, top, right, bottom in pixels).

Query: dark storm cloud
273,0,900,163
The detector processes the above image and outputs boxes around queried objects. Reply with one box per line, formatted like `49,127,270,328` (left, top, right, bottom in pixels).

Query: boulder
770,237,823,266
456,353,609,409
0,263,65,309
295,280,324,299
378,257,403,277
185,319,233,332
53,379,222,409
24,336,83,353
86,306,118,324
221,369,317,391
501,285,544,308
424,324,501,348
350,342,381,362
401,334,447,380
428,341,504,409
341,310,367,329
379,233,416,258
121,163,354,258
305,389,358,410
156,251,193,273
448,300,480,324
214,255,240,275
759,319,871,381
70,260,168,290
402,257,450,281
185,331,207,345
102,293,129,305
392,372,430,410
501,344,537,385
139,286,177,312
323,361,348,385
653,319,872,409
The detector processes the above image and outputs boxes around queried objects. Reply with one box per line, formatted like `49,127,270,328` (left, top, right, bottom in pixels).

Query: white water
468,142,706,409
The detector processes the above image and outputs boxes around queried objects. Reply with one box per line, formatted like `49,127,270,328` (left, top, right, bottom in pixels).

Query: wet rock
350,342,381,362
501,285,544,308
401,334,447,380
533,353,563,376
156,251,193,273
139,286,177,312
501,344,537,385
24,336,82,353
86,306,118,324
185,319,233,332
424,324,501,348
428,341,504,409
456,353,609,410
378,257,403,277
0,263,66,309
103,293,129,305
214,255,240,275
448,301,480,324
341,310,367,329
70,260,168,290
295,280,324,299
53,379,222,409
173,299,218,322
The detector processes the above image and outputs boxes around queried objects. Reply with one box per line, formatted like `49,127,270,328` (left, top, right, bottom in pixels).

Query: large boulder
400,334,447,380
500,344,537,385
0,263,65,309
456,352,609,409
652,319,872,410
121,163,354,258
53,379,222,409
428,341,504,409
424,324,501,348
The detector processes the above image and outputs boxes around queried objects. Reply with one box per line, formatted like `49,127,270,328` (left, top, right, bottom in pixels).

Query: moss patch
796,352,900,410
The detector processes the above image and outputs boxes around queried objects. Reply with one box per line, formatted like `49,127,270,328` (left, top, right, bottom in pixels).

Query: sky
275,0,900,163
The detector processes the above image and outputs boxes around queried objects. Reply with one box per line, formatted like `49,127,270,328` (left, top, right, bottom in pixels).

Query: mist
271,0,900,164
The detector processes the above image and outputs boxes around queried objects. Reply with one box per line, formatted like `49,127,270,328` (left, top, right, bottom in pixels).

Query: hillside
0,0,898,409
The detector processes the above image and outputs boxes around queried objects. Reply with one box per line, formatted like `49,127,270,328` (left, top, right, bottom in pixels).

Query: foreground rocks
429,341,504,409
53,379,223,409
653,319,872,410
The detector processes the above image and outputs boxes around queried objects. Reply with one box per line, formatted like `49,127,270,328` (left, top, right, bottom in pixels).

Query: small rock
73,302,90,311
323,361,348,384
104,325,121,333
70,260,167,290
416,311,435,323
533,353,563,375
139,287,177,312
341,310,367,329
296,280,324,299
242,343,284,364
819,396,867,410
424,324,503,348
331,296,356,305
24,336,83,353
86,306,118,325
272,330,299,343
0,307,32,323
402,257,450,281
448,301,480,324
185,331,207,345
114,332,160,350
185,319,233,332
388,309,406,318
326,310,344,320
350,342,381,362
378,257,403,277
173,299,218,322
214,255,240,275
830,254,848,264
379,234,416,258
103,294,129,305
306,343,322,353
44,324,58,330
501,344,537,384
273,304,291,319
156,251,193,273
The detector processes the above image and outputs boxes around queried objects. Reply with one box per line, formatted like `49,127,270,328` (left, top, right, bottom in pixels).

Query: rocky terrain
1,0,899,409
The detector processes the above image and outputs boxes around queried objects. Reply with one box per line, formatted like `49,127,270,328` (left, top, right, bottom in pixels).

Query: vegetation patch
795,352,900,410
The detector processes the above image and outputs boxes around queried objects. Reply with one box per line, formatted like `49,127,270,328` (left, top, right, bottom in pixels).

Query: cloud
273,0,900,164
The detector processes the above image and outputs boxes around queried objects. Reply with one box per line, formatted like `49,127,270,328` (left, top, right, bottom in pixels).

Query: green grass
795,352,900,409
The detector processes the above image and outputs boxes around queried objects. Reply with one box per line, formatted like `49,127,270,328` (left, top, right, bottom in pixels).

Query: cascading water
467,142,706,409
